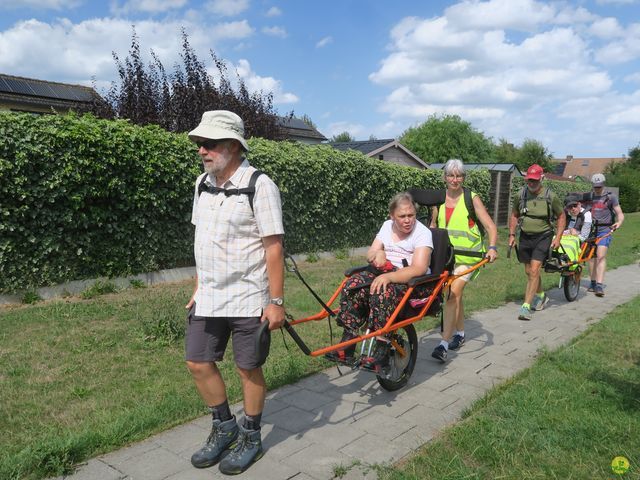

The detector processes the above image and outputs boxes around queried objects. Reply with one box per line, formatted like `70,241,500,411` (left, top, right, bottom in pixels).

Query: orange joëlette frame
559,228,615,271
288,258,489,358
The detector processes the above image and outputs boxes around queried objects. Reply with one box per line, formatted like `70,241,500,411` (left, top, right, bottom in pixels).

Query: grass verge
1,213,638,479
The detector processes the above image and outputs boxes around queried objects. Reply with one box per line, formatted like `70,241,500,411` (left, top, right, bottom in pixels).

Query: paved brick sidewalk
54,264,640,480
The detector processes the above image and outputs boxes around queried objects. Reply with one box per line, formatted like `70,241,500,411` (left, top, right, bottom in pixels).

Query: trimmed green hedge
0,112,491,293
0,113,199,293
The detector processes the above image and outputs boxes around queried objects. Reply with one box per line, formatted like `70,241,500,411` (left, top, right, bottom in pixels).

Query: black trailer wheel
377,324,418,391
563,266,582,302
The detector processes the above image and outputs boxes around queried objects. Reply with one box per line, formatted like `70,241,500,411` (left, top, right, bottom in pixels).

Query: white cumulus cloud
0,16,255,84
111,0,188,15
234,59,298,104
262,26,287,38
316,36,332,48
205,0,249,17
0,0,80,10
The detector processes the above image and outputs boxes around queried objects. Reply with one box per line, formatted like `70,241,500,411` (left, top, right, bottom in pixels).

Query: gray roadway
54,263,640,480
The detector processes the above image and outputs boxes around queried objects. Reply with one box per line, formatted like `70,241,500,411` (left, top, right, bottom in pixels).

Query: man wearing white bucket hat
184,110,285,475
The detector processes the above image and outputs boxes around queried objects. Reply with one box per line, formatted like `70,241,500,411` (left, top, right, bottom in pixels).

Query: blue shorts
596,228,613,248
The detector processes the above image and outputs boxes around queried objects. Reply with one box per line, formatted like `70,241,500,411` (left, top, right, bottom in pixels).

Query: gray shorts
185,304,269,369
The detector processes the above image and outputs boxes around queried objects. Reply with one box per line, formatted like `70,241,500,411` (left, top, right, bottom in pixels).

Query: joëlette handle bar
281,258,489,358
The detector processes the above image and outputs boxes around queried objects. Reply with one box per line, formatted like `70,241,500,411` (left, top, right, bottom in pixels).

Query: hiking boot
588,280,597,292
360,340,390,370
324,332,357,364
531,295,549,311
191,416,239,468
218,424,263,475
449,334,465,351
594,284,605,297
431,344,447,363
518,305,532,321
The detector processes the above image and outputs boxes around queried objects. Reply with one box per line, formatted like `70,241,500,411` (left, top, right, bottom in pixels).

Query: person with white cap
509,164,566,320
184,110,285,475
586,173,624,297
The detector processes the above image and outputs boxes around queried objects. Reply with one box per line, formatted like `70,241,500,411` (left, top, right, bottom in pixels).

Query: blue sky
1,0,639,158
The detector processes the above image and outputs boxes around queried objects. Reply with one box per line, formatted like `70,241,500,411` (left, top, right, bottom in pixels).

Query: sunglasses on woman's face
195,139,222,150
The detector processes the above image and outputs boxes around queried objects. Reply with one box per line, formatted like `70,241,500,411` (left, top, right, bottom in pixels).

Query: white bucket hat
188,110,250,151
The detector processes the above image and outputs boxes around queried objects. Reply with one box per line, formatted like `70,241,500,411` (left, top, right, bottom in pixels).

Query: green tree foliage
399,114,495,164
330,131,355,142
604,144,640,212
86,28,287,140
300,114,317,129
492,137,554,173
517,138,553,172
494,138,519,164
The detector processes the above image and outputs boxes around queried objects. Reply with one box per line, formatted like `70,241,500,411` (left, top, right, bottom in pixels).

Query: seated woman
325,192,433,369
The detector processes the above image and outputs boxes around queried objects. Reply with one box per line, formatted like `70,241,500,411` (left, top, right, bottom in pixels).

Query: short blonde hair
388,192,417,215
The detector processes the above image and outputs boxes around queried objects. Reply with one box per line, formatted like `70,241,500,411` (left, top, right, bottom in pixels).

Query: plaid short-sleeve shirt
191,159,284,317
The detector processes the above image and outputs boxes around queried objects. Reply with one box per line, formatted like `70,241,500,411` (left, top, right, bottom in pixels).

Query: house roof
429,163,523,175
0,73,100,112
330,139,428,168
552,156,627,180
330,139,395,155
277,116,327,141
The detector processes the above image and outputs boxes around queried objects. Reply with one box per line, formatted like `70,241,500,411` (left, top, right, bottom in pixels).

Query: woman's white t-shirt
375,220,433,273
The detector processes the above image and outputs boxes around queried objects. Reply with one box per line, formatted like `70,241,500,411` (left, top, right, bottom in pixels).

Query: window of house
378,154,384,160
582,159,589,166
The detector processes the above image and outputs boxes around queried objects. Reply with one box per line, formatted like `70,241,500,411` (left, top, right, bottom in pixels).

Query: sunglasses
526,178,541,183
195,139,223,150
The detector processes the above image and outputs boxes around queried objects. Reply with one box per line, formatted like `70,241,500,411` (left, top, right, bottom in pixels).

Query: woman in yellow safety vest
429,159,498,363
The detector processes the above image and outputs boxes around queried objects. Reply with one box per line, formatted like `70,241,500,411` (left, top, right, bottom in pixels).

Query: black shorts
517,231,553,264
185,304,269,370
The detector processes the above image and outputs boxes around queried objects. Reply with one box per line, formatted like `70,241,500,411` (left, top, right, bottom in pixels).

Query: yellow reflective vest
437,192,484,266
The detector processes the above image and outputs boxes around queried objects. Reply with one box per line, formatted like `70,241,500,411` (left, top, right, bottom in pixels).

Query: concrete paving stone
262,396,291,417
295,371,345,393
151,423,207,456
113,446,190,480
320,369,377,394
263,405,323,434
395,403,459,431
58,460,124,480
399,385,463,411
191,414,213,431
278,387,338,412
163,465,218,480
339,431,411,465
224,455,304,480
99,438,159,467
350,410,418,441
281,442,356,480
312,398,374,424
266,383,303,401
296,419,368,450
260,424,314,458
363,395,423,419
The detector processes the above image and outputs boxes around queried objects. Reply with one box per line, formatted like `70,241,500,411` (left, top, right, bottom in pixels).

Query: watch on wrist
269,297,284,306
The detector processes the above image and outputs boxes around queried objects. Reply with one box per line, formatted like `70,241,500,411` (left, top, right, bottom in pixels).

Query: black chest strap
197,170,264,212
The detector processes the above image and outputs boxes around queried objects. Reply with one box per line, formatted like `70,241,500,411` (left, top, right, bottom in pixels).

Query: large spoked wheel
377,324,418,391
563,266,582,302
